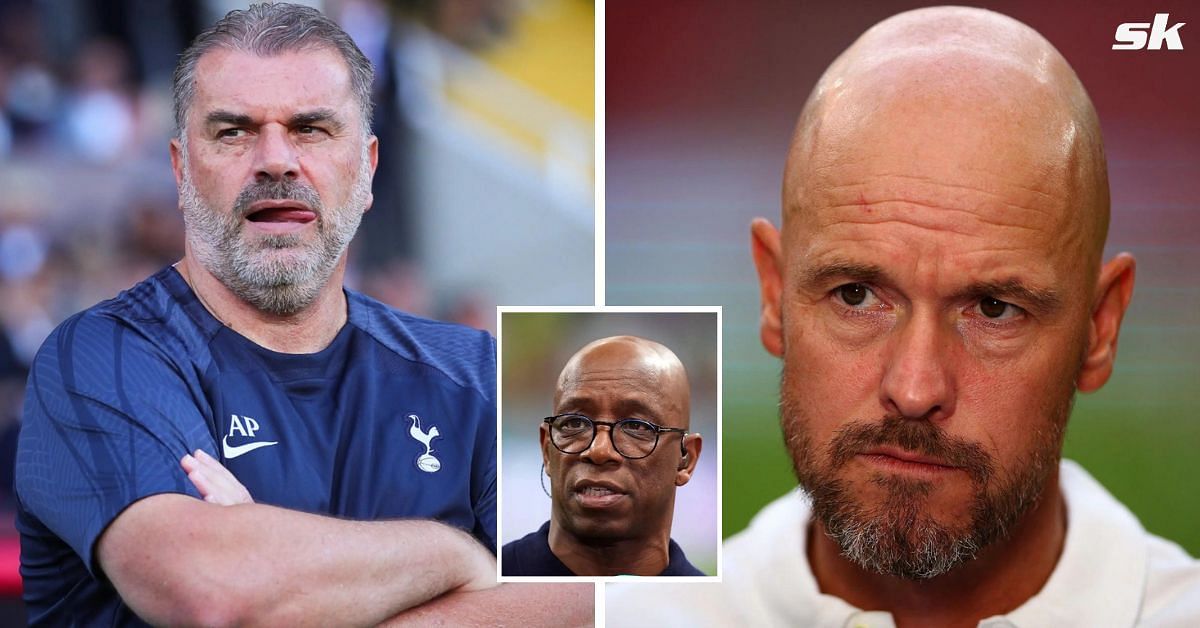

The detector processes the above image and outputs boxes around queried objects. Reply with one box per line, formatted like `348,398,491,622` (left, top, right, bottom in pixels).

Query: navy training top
502,521,705,576
15,266,496,626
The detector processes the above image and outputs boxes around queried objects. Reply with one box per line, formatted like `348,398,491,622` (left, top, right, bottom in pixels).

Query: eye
556,415,589,433
619,419,657,441
834,283,881,308
295,125,328,137
974,297,1023,320
216,128,248,139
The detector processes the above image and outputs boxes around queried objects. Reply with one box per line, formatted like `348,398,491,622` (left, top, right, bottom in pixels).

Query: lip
247,199,315,214
244,200,317,234
859,446,961,474
572,479,628,509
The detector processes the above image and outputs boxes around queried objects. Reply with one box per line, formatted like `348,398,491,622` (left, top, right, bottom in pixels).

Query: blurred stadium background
500,311,718,576
0,0,592,619
607,0,1200,560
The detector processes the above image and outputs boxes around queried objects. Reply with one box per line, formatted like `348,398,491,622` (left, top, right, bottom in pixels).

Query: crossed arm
380,580,595,628
96,470,496,625
96,451,593,627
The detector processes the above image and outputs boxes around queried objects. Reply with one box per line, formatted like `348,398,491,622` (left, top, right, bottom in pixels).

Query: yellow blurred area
442,0,593,180
482,0,594,121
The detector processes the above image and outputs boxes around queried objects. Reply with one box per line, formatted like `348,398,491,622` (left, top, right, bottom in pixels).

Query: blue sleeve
471,333,497,554
473,430,497,554
15,312,217,575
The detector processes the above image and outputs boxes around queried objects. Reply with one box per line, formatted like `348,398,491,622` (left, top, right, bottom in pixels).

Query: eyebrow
288,108,344,131
799,260,887,288
203,108,345,131
800,259,1062,312
955,279,1062,313
556,396,663,422
612,398,661,421
205,110,254,127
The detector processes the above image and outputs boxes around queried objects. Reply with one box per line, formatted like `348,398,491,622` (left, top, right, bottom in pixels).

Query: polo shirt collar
996,459,1146,627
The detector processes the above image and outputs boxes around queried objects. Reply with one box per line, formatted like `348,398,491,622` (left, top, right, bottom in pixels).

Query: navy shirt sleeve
16,310,217,576
471,423,497,553
469,333,497,553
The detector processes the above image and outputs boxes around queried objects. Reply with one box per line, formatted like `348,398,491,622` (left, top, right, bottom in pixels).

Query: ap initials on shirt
229,414,261,437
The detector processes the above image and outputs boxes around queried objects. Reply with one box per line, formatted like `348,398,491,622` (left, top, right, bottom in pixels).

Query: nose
880,309,956,421
580,424,623,464
253,124,299,182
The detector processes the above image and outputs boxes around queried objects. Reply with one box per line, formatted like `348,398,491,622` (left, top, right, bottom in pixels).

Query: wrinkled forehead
788,54,1096,270
189,47,359,127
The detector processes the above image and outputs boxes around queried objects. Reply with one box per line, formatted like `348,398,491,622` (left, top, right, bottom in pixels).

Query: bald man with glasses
502,336,706,576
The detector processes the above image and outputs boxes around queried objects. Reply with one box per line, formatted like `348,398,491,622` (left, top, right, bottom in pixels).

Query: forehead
555,348,681,422
189,47,356,124
788,60,1089,289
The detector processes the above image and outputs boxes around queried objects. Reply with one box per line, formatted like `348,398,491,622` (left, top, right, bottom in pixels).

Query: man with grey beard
608,6,1200,626
14,4,590,626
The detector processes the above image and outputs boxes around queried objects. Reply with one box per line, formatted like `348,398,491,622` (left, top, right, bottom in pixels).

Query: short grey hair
172,2,375,138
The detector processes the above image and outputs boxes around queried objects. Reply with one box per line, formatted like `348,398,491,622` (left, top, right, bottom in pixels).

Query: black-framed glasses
542,413,688,460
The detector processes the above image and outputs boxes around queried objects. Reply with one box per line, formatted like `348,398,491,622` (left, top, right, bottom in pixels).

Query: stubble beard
780,365,1073,580
178,150,372,316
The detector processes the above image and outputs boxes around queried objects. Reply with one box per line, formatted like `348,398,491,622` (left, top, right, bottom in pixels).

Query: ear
751,218,785,357
675,433,702,486
363,135,379,213
169,137,185,190
539,421,552,468
1077,253,1136,392
367,134,379,174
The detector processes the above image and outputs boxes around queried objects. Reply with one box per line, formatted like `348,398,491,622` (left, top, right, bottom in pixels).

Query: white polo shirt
605,460,1200,627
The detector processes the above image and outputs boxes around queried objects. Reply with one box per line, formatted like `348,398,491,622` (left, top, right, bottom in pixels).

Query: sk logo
408,414,442,473
1113,13,1186,50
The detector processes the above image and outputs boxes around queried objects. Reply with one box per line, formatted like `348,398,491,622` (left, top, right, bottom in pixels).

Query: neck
548,519,672,576
808,471,1066,628
176,253,348,354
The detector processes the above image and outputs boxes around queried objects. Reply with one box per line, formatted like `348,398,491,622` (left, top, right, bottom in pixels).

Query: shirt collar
996,459,1146,627
537,520,703,576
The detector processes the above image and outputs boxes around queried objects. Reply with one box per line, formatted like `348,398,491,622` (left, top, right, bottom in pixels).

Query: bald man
502,336,705,576
608,6,1200,625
